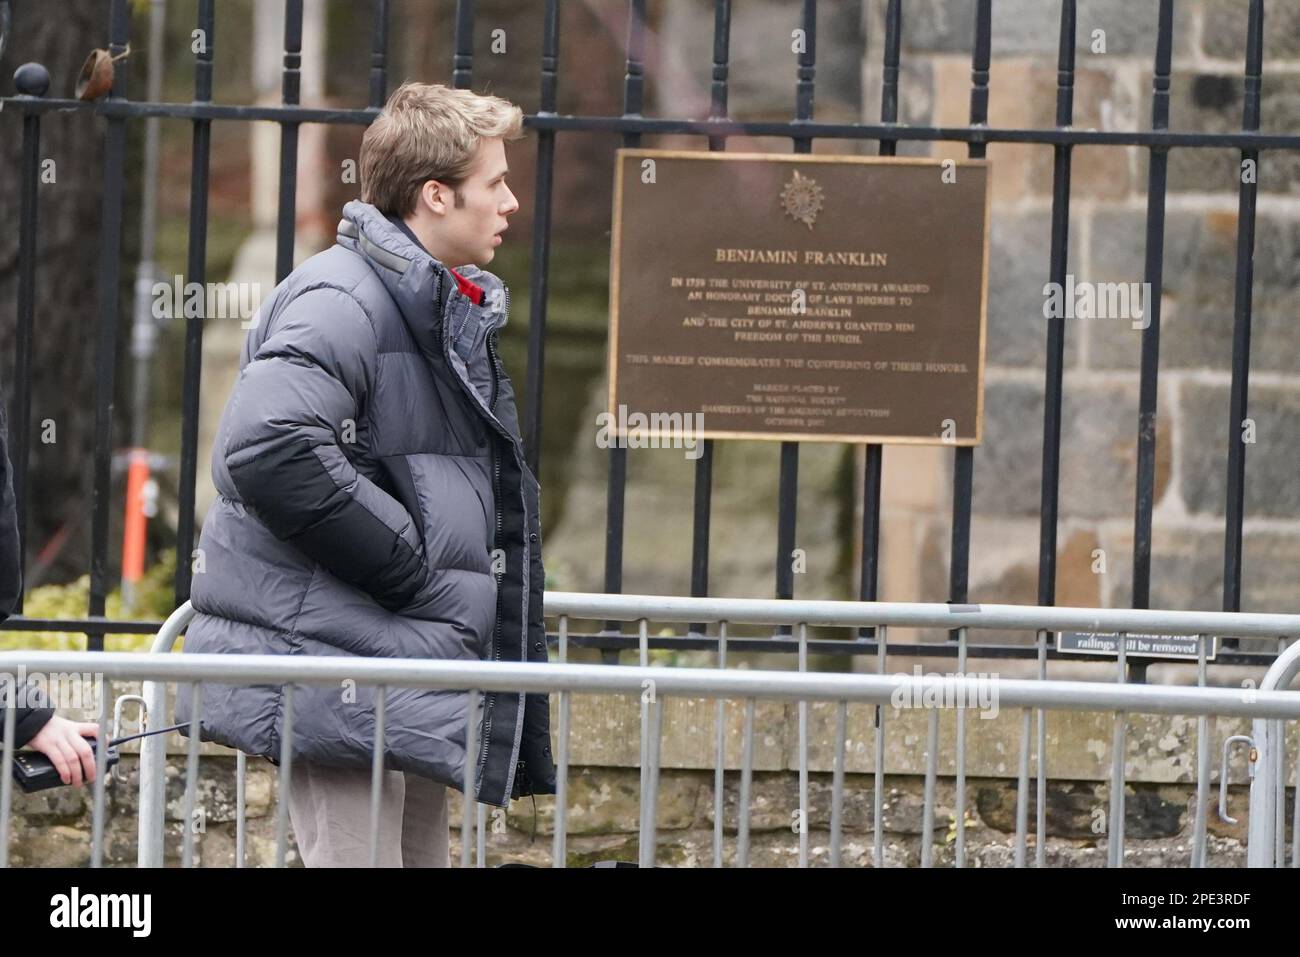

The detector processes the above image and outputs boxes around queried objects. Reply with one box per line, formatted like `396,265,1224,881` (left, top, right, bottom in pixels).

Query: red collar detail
449,267,486,305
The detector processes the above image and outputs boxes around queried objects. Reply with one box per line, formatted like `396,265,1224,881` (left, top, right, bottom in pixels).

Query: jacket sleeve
0,360,48,746
221,286,429,612
0,371,23,619
4,681,54,749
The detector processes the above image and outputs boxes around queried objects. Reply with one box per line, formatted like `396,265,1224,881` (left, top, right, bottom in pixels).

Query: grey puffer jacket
175,200,555,807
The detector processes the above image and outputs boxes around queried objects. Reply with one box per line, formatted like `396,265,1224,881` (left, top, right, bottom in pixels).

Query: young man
176,82,556,867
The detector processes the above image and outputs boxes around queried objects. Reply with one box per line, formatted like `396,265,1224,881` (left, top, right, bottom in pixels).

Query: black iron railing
0,1,1283,672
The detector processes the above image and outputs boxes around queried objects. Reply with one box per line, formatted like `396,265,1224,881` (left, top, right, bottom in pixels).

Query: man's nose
503,186,519,215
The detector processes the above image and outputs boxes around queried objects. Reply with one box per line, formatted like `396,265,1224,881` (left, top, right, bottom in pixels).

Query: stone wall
8,757,1268,868
542,0,1300,641
880,0,1300,630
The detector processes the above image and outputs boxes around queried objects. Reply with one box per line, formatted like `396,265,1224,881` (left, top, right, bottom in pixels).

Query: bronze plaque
608,149,991,444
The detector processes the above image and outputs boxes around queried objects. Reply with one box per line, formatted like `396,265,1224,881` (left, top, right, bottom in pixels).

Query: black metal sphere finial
14,62,50,97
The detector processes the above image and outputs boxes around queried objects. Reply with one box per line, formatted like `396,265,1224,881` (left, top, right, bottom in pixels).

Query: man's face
428,137,518,267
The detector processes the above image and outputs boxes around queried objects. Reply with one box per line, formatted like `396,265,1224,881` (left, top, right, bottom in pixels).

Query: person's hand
26,717,101,787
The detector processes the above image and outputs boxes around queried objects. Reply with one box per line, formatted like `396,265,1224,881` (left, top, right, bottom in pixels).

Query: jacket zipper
499,280,534,797
478,311,507,790
432,269,522,801
439,265,493,790
487,328,501,413
479,284,529,802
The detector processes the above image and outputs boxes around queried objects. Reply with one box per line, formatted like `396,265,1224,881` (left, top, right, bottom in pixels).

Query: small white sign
1056,631,1217,661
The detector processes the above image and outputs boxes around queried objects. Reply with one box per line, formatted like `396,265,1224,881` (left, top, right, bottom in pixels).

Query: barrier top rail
2,651,1300,721
544,592,1300,640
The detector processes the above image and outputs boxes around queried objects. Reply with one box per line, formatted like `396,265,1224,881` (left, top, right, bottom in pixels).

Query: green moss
564,835,691,868
565,836,639,869
0,551,180,653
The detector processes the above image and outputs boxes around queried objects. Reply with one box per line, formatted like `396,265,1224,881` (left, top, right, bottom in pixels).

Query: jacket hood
335,200,508,364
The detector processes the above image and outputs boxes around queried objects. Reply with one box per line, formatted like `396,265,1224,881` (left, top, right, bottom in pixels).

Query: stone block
161,757,274,824
893,0,1182,58
1024,71,1138,201
10,780,88,824
995,0,1185,58
971,378,1162,520
699,770,875,833
1204,0,1300,62
932,57,1022,197
1057,379,1170,519
895,0,976,54
972,380,1045,516
1086,208,1300,373
982,210,1088,369
658,0,863,121
966,526,1106,627
1179,380,1300,519
1101,525,1300,614
976,779,1185,839
863,58,935,158
6,825,91,868
478,767,701,836
1159,72,1300,193
564,692,791,769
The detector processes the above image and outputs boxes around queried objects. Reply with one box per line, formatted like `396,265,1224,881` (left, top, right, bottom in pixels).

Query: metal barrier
2,1,1290,691
3,592,1299,868
1246,640,1300,867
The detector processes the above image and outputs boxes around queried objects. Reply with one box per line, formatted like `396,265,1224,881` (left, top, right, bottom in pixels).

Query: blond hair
360,82,525,217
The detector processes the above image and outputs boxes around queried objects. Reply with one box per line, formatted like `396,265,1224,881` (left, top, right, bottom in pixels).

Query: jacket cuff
12,706,55,749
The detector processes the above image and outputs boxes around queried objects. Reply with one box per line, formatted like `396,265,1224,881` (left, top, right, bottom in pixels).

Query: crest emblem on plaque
779,169,825,229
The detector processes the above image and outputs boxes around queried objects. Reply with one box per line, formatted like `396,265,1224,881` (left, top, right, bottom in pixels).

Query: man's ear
420,179,449,216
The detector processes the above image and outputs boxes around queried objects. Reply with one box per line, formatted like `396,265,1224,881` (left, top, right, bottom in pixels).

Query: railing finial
13,62,49,97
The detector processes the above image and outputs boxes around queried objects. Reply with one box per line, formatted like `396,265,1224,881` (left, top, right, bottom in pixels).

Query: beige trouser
287,759,451,868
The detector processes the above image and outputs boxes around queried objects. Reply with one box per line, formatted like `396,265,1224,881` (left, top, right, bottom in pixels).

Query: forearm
227,431,427,611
